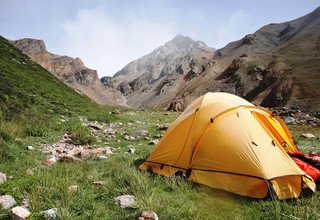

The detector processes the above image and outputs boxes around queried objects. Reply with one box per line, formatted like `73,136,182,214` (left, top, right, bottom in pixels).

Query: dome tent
139,92,315,199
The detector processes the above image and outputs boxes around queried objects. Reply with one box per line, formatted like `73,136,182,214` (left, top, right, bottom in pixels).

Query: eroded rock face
106,35,215,109
11,38,125,106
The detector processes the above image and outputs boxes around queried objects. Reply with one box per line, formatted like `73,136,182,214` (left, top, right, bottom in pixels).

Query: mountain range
8,6,320,113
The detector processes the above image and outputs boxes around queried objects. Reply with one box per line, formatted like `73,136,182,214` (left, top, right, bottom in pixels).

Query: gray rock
0,195,16,209
0,172,6,184
114,195,136,208
43,208,58,219
10,206,31,220
283,116,295,124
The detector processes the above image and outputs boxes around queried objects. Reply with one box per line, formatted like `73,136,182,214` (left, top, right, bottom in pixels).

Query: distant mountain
102,35,215,109
11,38,125,106
104,7,320,112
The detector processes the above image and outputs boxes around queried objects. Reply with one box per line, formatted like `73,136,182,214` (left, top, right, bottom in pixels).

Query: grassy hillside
0,36,319,219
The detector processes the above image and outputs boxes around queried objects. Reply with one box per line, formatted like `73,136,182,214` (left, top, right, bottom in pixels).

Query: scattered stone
153,134,162,139
0,195,16,209
27,146,34,151
149,140,159,145
55,146,64,154
128,148,136,155
60,154,81,163
93,181,107,186
0,172,7,184
135,130,149,137
43,208,58,219
283,116,295,124
89,123,103,130
301,133,316,138
66,148,81,157
112,110,121,115
138,210,159,220
114,195,136,208
44,156,57,166
105,127,116,135
10,206,31,220
123,152,130,156
21,199,30,210
68,185,78,192
124,135,135,141
26,169,34,176
80,149,102,159
157,124,170,130
98,156,108,160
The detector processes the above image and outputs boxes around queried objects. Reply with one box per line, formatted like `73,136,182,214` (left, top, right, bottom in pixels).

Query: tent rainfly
139,92,315,199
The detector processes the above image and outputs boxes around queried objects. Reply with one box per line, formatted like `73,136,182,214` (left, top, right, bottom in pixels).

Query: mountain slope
0,36,114,121
106,7,320,113
11,38,125,106
102,35,215,109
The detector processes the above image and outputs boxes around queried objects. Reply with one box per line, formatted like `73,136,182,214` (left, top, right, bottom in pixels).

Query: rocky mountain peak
11,38,47,53
164,34,207,51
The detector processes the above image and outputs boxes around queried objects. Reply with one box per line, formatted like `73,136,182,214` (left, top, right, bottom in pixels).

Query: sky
0,0,319,77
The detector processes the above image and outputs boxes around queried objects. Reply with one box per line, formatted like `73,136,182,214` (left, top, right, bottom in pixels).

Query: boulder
43,208,58,219
89,123,103,130
124,135,135,141
138,210,159,220
80,149,102,159
10,206,31,220
0,195,16,209
135,130,149,137
301,133,316,139
283,116,295,124
27,146,34,151
0,172,6,184
114,195,136,208
68,185,78,192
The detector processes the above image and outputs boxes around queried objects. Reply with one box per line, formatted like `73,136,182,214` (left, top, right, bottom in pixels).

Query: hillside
105,7,320,113
11,38,125,106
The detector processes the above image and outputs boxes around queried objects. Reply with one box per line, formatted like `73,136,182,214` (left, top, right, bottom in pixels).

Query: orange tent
140,92,315,199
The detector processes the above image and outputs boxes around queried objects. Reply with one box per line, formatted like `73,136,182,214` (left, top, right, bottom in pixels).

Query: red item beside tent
291,157,320,182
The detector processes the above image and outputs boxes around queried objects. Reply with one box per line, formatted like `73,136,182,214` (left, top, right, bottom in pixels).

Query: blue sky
0,0,319,76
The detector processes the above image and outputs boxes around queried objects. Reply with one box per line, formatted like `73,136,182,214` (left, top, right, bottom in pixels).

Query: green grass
0,109,319,220
0,36,320,219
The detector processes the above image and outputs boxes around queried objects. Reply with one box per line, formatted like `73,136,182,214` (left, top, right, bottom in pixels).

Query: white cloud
56,8,176,77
